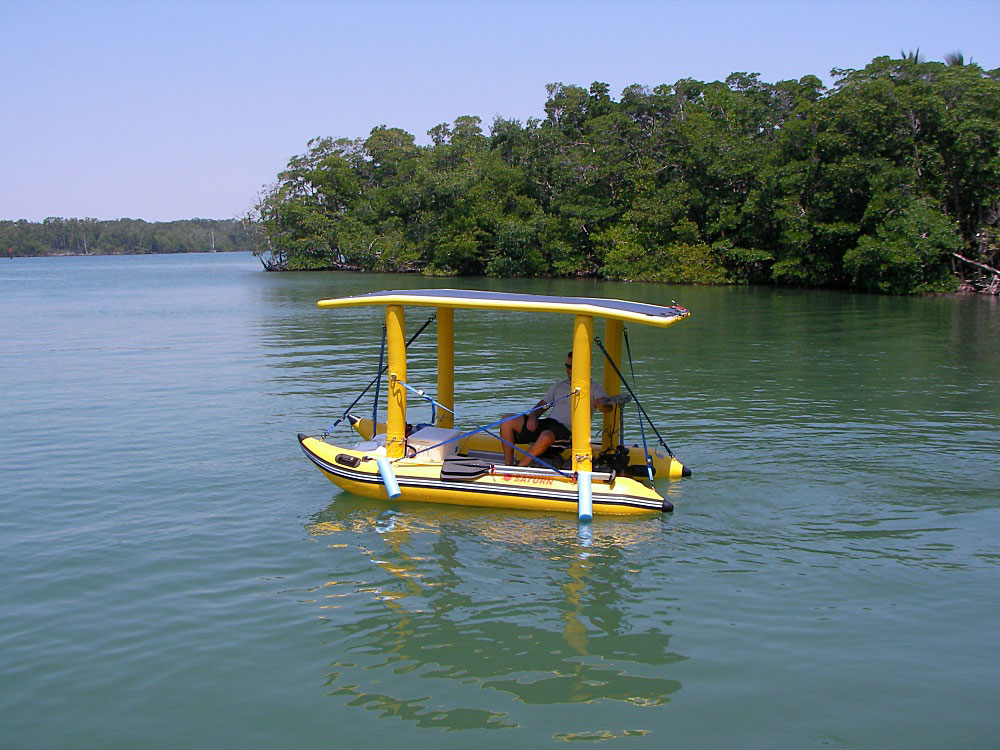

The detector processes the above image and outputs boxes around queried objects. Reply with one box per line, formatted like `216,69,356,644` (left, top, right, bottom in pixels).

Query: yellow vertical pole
571,315,593,472
601,318,623,451
436,306,454,429
385,304,407,459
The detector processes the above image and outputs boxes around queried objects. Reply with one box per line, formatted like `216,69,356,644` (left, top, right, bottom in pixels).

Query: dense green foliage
256,56,996,293
1,218,249,256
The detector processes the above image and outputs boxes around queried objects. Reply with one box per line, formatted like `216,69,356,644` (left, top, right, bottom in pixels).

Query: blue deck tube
577,470,593,522
376,457,401,499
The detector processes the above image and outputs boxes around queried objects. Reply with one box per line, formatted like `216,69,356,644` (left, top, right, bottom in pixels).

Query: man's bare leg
500,414,524,465
518,429,555,467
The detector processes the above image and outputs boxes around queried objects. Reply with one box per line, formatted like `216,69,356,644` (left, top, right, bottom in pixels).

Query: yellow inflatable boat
298,289,691,518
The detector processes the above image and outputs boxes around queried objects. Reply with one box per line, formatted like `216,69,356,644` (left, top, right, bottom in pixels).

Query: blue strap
479,426,572,477
324,315,436,436
623,329,674,457
594,334,675,459
393,378,457,425
620,330,653,482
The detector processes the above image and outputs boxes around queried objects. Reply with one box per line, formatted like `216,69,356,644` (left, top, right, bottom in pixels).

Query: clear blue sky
2,0,995,223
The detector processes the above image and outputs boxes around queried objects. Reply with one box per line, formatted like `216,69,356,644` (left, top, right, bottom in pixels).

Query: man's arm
525,399,548,429
593,383,613,413
594,396,614,414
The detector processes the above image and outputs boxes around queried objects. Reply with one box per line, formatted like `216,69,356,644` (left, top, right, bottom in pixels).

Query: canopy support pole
386,305,407,459
601,318,622,451
436,306,454,429
572,315,594,522
571,315,593,474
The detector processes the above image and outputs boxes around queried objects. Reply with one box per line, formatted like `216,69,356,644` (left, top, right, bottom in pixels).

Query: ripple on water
4,258,999,747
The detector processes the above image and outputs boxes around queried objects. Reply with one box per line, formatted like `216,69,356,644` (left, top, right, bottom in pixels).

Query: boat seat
440,457,492,481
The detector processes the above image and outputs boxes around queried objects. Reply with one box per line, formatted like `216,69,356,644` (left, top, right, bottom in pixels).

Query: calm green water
2,253,998,748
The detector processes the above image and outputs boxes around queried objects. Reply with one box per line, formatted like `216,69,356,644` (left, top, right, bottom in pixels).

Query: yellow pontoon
298,289,691,518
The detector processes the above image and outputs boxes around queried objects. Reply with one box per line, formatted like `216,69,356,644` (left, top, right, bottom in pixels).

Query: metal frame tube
385,305,407,459
571,315,593,473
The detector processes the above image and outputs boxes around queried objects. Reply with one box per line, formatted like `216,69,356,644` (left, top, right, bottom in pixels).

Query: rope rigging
391,374,456,426
594,332,675,462
622,328,675,457
322,312,572,475
323,314,436,436
322,316,677,483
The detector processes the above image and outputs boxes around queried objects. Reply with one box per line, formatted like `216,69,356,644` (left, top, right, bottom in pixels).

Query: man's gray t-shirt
543,378,608,429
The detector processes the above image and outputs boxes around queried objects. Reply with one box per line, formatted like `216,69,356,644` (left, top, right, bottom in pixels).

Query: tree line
250,55,1000,294
1,218,249,257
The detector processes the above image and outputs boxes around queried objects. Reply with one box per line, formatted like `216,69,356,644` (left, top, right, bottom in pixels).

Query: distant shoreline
7,249,247,258
2,217,250,257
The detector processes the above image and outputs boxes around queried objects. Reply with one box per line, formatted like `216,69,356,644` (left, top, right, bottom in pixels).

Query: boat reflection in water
304,498,685,734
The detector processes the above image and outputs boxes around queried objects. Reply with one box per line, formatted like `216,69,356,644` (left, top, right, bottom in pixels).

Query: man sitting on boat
500,351,612,467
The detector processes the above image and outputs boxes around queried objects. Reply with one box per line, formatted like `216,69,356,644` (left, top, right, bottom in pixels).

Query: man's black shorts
513,417,571,445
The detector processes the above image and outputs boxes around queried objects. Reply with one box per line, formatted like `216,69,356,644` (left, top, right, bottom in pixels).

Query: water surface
2,253,997,747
